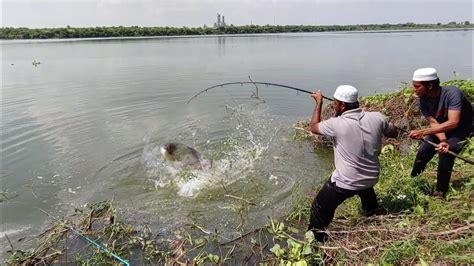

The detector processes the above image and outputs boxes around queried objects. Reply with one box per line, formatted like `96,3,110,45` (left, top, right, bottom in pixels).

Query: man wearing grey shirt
308,85,398,242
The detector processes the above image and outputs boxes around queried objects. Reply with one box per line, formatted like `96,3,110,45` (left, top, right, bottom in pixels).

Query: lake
1,30,472,261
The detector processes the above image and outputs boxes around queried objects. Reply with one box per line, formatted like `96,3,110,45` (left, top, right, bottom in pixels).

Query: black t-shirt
418,86,472,137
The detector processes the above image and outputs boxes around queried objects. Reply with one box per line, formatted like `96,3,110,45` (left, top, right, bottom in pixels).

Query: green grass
278,78,474,264
276,137,473,264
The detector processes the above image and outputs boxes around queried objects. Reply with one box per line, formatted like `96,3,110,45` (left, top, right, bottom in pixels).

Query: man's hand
310,90,323,105
436,142,449,153
409,129,425,139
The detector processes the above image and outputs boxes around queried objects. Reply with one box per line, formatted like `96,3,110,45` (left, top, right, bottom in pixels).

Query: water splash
142,103,275,197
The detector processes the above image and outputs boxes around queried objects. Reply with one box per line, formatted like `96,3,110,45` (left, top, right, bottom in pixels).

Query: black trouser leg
357,187,378,216
308,181,355,242
411,135,437,177
436,136,465,193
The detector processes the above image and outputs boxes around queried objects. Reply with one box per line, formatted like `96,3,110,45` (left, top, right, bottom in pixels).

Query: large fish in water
160,143,212,170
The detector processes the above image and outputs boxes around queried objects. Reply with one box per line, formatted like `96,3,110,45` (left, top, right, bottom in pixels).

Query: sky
1,0,473,28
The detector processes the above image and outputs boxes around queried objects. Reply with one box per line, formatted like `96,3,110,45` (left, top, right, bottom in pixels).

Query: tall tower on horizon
214,13,227,27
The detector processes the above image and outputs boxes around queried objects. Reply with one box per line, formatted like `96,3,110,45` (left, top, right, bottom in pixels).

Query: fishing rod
38,208,130,266
397,127,474,165
187,81,334,104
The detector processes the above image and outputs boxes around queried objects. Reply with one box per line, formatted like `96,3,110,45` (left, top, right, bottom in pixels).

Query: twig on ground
320,244,377,254
422,224,473,236
5,234,14,250
220,227,263,246
225,194,256,205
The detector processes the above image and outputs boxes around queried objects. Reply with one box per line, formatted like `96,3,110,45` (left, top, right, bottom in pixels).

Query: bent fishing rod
397,127,474,165
187,81,334,104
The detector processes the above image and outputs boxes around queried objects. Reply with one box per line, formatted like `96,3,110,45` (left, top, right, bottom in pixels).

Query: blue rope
39,208,130,266
69,226,130,266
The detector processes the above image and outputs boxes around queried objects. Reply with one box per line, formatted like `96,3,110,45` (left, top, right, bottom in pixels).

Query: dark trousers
410,134,466,193
308,180,378,242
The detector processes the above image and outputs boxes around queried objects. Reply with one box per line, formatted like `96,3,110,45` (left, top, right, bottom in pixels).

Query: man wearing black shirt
409,68,472,197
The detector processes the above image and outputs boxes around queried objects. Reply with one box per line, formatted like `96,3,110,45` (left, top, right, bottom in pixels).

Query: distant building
214,13,227,28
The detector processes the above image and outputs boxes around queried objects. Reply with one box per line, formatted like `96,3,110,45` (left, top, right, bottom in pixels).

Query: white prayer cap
412,68,438,81
333,85,358,103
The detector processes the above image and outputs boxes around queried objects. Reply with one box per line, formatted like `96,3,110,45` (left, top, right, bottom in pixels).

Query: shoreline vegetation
1,22,473,40
5,79,474,265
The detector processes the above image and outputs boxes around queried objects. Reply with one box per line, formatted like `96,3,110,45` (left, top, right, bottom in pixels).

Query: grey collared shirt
319,108,393,190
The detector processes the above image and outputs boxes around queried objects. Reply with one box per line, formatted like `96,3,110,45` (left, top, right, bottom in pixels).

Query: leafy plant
267,219,323,265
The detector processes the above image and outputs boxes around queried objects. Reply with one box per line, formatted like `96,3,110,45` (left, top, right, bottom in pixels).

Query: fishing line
37,208,130,266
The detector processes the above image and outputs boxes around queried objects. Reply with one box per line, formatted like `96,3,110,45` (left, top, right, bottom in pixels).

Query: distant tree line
0,22,472,40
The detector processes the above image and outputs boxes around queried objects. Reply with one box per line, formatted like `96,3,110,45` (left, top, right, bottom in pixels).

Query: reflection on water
218,36,226,57
1,30,472,261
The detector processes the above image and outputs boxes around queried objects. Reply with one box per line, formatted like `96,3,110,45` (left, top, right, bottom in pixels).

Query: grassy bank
284,78,474,264
6,79,473,265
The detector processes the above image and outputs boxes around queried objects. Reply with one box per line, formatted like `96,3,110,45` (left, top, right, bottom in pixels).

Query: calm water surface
1,30,472,260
